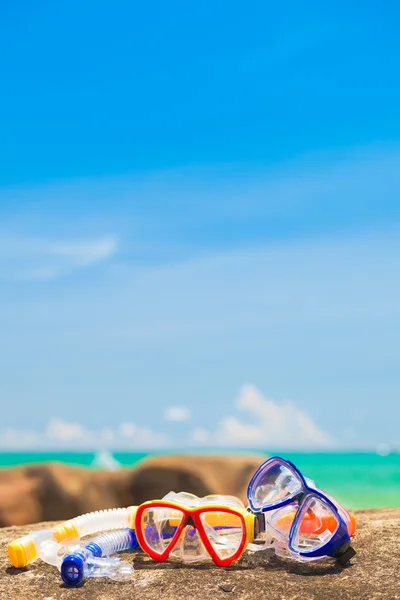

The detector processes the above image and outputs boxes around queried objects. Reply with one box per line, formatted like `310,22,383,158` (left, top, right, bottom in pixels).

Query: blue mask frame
247,456,354,560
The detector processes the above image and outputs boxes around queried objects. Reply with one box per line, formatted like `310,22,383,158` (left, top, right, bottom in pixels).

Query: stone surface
1,508,399,600
0,454,265,526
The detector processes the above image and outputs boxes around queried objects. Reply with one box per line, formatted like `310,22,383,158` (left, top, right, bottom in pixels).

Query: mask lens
251,460,303,509
141,506,184,555
268,502,299,538
291,496,339,553
200,511,244,560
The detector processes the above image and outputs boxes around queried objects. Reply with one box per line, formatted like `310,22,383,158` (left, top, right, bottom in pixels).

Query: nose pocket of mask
173,526,208,562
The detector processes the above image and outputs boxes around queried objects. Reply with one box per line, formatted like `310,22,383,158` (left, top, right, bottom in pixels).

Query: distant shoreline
0,450,399,510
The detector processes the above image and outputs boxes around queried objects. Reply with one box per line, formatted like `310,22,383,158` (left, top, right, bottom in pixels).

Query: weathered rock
0,508,399,600
127,454,266,505
0,454,265,526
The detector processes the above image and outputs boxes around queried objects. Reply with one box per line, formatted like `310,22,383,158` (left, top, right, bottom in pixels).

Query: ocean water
0,451,399,510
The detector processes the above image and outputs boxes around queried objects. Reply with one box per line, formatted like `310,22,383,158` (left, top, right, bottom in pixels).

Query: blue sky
0,1,399,450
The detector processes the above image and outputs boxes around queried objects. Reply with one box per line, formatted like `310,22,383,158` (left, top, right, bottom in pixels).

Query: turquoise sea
0,451,399,510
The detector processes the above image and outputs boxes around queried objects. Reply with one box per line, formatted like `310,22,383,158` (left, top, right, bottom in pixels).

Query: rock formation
0,454,265,526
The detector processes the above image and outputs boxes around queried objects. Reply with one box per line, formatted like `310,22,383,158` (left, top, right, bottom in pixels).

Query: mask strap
334,540,357,565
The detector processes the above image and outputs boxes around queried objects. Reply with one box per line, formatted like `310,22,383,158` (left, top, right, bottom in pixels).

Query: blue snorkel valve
61,551,87,586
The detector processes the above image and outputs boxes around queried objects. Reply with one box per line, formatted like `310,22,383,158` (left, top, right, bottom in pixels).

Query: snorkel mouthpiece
61,553,85,586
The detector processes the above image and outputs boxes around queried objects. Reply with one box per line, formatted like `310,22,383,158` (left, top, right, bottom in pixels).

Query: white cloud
164,405,191,422
0,427,41,449
190,385,332,449
118,421,170,447
0,234,118,281
190,428,210,444
0,418,170,450
119,422,137,437
0,387,330,450
46,418,89,442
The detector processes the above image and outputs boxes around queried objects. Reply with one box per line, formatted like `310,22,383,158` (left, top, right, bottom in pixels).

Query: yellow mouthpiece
8,538,37,568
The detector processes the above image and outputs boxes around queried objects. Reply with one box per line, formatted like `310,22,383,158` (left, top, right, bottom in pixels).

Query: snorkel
8,506,137,568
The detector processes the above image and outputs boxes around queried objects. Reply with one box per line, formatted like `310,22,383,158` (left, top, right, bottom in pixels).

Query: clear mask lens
141,507,184,555
268,502,299,539
200,511,244,560
251,460,303,509
291,497,339,553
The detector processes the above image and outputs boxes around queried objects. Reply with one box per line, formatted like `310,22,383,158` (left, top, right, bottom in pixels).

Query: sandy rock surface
0,454,265,526
1,508,399,600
